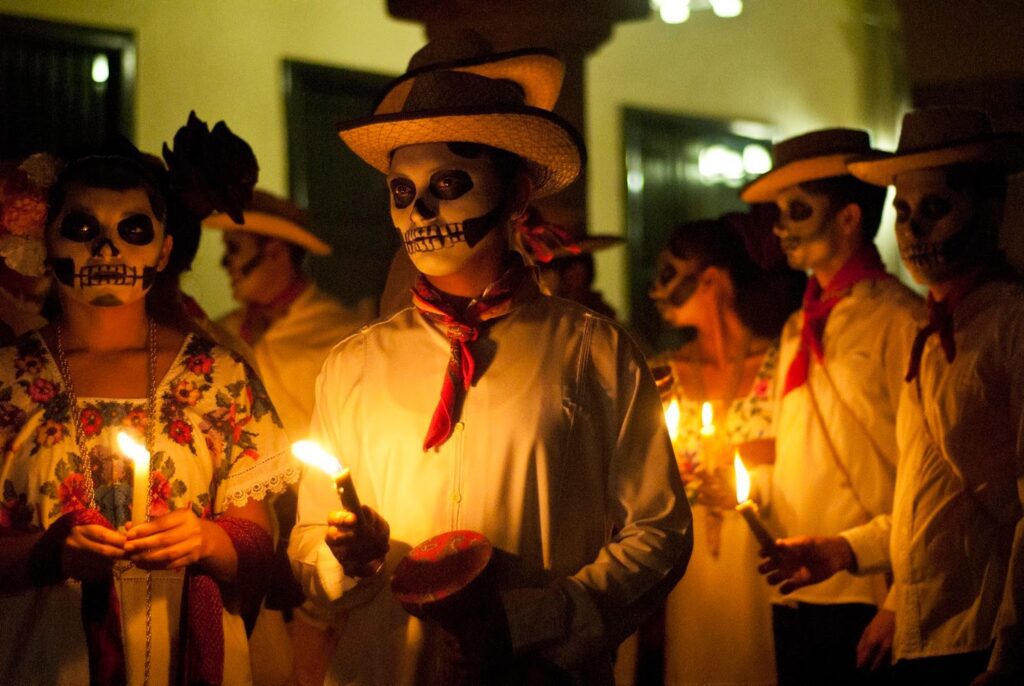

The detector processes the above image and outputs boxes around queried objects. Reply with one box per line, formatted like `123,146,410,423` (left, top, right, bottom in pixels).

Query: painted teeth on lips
403,222,466,254
905,243,942,266
78,264,139,286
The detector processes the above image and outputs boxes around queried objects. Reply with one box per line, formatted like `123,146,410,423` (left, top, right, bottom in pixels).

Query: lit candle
733,452,776,551
699,401,715,437
663,397,681,447
292,440,362,522
117,431,151,527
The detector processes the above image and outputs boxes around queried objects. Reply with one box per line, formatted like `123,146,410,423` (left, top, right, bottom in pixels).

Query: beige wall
1,0,899,317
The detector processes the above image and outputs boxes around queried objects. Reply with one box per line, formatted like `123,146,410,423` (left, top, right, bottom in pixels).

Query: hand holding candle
292,440,362,523
733,453,777,552
117,430,151,527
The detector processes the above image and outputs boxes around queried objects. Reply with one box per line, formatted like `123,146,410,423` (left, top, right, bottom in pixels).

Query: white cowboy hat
337,31,585,199
203,189,331,255
740,128,888,202
848,107,1024,186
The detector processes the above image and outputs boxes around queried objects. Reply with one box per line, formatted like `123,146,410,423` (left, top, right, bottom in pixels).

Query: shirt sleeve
840,513,892,575
287,337,383,616
502,321,694,669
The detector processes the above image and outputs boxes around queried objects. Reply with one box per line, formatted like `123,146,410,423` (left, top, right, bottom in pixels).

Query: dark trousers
892,650,991,685
773,602,887,685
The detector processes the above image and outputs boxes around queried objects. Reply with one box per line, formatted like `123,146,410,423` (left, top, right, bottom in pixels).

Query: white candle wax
117,431,151,526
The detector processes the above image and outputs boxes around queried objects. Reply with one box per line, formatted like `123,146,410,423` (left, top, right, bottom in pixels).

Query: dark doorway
623,108,773,352
0,13,135,159
284,60,397,309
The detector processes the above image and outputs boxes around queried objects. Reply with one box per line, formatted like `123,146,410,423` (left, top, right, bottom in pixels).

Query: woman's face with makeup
46,184,172,308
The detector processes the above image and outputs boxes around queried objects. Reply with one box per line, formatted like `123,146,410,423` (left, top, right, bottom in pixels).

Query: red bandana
904,293,957,383
783,244,891,395
239,278,307,344
412,262,525,450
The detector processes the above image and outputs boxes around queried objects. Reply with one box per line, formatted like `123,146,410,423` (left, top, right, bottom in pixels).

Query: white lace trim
216,448,301,511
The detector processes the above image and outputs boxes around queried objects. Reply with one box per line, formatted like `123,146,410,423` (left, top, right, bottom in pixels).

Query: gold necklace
54,317,157,686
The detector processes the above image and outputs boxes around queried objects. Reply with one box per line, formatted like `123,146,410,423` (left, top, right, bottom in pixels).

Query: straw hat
848,107,1024,186
203,189,332,255
740,128,888,202
337,31,585,199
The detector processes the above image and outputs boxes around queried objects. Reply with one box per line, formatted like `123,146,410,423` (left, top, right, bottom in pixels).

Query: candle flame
734,452,751,502
117,430,150,464
663,398,681,443
291,440,344,477
699,401,715,436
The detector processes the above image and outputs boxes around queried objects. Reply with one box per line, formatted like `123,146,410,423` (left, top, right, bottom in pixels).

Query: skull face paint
892,167,988,286
388,143,507,278
772,186,841,272
221,232,275,305
47,185,171,308
648,249,702,327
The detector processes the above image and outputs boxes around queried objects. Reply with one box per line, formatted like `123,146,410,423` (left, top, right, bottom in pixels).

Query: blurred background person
203,189,372,685
645,211,803,686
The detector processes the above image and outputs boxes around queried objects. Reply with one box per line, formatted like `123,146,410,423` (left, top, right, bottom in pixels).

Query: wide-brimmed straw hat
337,31,585,199
203,189,332,255
740,128,888,202
848,107,1024,186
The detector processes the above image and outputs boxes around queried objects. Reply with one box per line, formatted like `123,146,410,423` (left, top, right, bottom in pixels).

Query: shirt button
451,493,462,503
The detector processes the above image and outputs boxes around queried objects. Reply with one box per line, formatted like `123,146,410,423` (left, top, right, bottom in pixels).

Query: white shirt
771,276,922,606
287,278,693,685
843,279,1024,672
219,283,371,439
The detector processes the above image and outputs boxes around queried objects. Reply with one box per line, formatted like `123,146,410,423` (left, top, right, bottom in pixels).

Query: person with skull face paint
0,117,299,685
740,129,923,685
204,189,372,686
645,212,804,686
759,107,1024,685
288,33,692,685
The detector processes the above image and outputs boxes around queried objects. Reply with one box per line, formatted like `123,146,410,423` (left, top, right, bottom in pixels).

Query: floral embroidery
27,377,58,404
168,419,193,445
36,419,65,447
80,407,104,437
3,331,291,531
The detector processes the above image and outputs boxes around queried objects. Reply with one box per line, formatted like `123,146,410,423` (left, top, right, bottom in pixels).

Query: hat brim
848,136,1024,186
376,49,564,114
338,106,585,198
740,151,890,202
203,211,332,255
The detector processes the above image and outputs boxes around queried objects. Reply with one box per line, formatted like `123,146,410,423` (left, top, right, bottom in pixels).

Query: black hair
666,217,805,338
798,175,887,243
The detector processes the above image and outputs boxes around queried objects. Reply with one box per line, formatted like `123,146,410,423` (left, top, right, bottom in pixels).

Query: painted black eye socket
389,178,416,209
788,201,813,222
657,262,678,286
117,214,155,246
893,201,910,223
921,196,952,222
430,170,473,201
59,212,101,243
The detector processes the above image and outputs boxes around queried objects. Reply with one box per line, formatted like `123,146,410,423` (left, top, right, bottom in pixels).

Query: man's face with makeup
221,232,275,305
772,185,841,273
892,167,983,286
387,142,507,277
47,185,171,308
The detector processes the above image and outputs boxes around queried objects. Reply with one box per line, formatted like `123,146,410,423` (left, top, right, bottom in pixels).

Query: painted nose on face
413,197,437,221
91,237,120,258
909,218,930,239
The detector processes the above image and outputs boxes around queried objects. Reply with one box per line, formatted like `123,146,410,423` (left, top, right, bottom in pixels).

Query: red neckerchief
783,244,891,395
239,278,307,344
412,261,526,450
